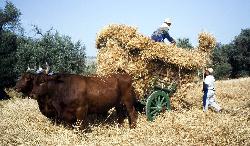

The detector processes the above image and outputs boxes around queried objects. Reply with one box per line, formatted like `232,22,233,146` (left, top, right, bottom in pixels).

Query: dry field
0,78,249,145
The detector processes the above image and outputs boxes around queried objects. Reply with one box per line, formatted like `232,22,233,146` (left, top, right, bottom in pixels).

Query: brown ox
31,73,137,129
14,72,55,98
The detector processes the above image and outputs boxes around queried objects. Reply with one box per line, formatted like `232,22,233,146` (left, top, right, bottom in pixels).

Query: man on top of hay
151,18,176,44
202,68,222,112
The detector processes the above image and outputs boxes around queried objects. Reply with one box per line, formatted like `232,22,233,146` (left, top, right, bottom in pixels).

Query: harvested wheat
96,24,216,104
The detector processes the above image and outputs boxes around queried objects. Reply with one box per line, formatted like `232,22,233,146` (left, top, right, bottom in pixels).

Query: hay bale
198,32,216,52
96,24,137,49
96,24,216,102
97,39,129,74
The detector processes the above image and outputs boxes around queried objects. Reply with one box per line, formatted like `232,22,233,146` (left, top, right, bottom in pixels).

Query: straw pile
96,24,216,102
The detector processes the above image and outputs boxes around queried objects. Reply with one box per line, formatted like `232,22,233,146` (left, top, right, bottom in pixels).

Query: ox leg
61,108,76,127
52,101,63,122
53,103,77,128
124,101,137,129
75,105,88,130
115,105,127,127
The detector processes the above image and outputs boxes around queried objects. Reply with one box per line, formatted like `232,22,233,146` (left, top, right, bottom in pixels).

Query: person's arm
204,77,211,92
202,82,208,92
163,31,175,43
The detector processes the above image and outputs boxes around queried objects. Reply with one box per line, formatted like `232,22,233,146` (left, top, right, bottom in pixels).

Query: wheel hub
157,105,162,111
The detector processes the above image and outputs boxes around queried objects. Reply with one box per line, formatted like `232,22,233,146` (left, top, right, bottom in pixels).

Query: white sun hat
207,68,214,73
160,23,169,28
164,18,171,24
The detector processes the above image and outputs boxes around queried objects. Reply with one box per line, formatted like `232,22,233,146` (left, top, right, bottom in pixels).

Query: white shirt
204,75,215,90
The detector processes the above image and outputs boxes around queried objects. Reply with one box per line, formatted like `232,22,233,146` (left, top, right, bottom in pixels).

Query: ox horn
36,65,44,74
45,62,50,74
26,66,31,72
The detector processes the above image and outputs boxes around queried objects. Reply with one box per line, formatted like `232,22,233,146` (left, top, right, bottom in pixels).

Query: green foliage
0,1,21,88
213,63,232,79
1,1,88,92
0,31,18,87
0,1,22,32
84,63,96,75
16,28,86,74
212,29,250,79
176,38,193,50
227,29,250,78
84,56,97,75
211,43,232,79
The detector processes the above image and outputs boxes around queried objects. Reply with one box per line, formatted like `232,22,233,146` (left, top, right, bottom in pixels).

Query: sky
1,0,250,56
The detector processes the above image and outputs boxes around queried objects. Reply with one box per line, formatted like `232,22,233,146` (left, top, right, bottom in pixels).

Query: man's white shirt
204,75,215,90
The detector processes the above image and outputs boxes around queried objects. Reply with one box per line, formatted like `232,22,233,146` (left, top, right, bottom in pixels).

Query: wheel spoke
150,109,158,115
162,101,168,107
153,112,159,117
152,99,157,105
153,112,159,116
152,114,158,119
157,96,161,104
150,106,158,110
160,96,165,104
152,100,157,107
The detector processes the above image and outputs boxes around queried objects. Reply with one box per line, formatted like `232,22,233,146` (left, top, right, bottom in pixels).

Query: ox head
15,65,54,97
15,72,36,95
30,82,48,98
30,74,59,98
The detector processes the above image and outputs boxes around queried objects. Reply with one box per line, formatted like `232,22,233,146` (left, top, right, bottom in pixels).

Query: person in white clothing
151,18,176,44
202,68,222,112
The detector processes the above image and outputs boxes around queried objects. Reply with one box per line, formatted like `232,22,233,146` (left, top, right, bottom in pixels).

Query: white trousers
203,90,221,112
